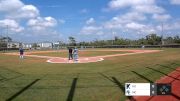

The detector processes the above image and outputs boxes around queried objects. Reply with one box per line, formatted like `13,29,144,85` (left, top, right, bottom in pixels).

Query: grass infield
0,48,180,101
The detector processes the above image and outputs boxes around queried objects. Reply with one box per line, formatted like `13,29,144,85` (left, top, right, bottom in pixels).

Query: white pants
73,54,78,61
20,55,24,59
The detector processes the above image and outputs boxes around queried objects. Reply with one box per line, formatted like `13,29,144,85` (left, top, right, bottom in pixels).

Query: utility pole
0,27,1,37
111,29,115,45
161,23,164,47
6,25,9,51
5,25,9,42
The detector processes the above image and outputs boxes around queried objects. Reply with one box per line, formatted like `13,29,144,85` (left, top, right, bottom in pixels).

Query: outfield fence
0,44,180,52
78,44,180,48
100,44,180,48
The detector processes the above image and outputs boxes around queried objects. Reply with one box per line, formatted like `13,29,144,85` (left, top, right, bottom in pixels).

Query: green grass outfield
0,48,180,101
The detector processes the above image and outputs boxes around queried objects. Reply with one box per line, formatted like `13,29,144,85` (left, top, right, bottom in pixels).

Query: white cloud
152,14,171,21
0,19,24,32
120,12,146,21
86,18,95,25
27,17,57,31
18,5,39,18
0,0,39,19
0,0,59,37
103,12,146,29
125,22,145,30
107,0,165,14
103,0,170,36
38,5,63,8
7,5,39,19
102,15,158,35
80,26,103,35
80,18,104,35
0,0,23,12
124,22,157,35
44,17,57,27
132,5,165,14
170,0,180,5
104,21,122,29
108,0,155,9
156,22,180,31
96,31,104,35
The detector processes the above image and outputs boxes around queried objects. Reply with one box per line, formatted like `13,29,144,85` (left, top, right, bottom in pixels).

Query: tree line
69,34,180,46
1,33,180,48
0,36,12,48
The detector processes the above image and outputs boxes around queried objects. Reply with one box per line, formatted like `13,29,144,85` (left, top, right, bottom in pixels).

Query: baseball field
0,48,180,101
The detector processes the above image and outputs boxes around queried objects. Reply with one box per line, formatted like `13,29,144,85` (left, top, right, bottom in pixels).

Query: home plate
47,57,104,63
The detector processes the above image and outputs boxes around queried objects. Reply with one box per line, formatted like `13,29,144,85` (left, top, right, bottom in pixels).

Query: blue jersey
20,49,24,54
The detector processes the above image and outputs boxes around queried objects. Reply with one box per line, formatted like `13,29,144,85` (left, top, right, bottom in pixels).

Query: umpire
68,47,73,60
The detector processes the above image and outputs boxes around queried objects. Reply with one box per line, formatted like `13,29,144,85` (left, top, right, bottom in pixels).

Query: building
7,42,20,48
37,41,53,49
53,41,61,48
23,43,32,49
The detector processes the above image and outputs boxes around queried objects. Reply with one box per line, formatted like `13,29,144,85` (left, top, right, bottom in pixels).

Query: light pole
6,25,9,51
111,29,115,45
161,23,164,49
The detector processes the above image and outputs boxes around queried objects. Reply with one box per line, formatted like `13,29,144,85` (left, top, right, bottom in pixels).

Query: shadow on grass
131,71,153,83
66,78,78,101
98,73,114,82
98,73,133,100
6,79,40,101
145,66,180,100
0,66,24,83
0,66,23,75
171,62,180,66
1,75,24,82
101,64,134,73
111,77,133,100
157,64,180,72
146,67,180,81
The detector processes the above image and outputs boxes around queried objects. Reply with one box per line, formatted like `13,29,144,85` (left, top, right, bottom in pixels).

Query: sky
0,0,180,43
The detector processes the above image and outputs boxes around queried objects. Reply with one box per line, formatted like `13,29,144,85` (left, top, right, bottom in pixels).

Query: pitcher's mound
47,57,104,63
